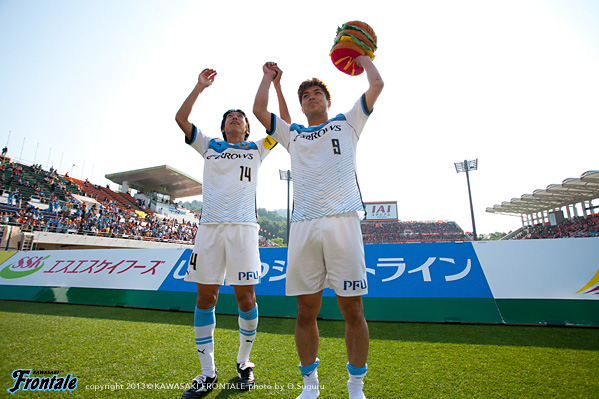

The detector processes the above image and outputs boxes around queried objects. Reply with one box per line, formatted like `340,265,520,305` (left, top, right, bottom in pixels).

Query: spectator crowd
1,159,596,246
361,220,468,244
1,160,199,244
0,160,286,247
513,215,599,240
0,196,198,244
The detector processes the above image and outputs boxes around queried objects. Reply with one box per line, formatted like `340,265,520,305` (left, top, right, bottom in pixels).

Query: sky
1,0,598,235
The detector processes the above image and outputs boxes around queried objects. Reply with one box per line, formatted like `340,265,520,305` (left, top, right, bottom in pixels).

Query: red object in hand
330,21,377,76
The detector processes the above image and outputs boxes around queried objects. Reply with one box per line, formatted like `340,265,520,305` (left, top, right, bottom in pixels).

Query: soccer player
253,58,384,399
175,67,287,399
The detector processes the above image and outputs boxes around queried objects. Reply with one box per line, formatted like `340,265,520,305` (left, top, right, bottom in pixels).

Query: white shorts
286,212,367,297
185,223,261,286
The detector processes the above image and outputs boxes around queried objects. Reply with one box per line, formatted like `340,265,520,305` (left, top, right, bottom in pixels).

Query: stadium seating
1,159,596,247
67,176,147,214
0,160,284,247
512,215,599,240
361,220,469,244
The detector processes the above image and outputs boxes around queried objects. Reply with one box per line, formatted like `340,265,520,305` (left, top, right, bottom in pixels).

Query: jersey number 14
240,166,252,182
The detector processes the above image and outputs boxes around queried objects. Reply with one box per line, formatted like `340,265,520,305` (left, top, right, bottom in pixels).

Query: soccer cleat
181,372,218,399
236,361,255,390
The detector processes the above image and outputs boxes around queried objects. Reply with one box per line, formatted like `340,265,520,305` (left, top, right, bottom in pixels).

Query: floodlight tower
279,169,292,243
454,159,478,241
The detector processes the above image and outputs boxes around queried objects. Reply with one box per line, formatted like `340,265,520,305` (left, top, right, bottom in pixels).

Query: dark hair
297,78,331,104
220,109,250,141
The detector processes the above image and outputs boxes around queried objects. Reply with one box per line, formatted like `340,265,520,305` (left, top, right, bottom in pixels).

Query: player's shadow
211,377,247,399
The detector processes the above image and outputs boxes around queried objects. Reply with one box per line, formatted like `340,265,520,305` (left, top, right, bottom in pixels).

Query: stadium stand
361,220,469,244
1,157,595,250
67,176,148,214
0,159,283,250
485,170,599,240
512,215,599,240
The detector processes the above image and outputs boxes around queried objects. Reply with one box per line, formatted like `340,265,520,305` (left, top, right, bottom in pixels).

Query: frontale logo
7,369,78,394
0,255,50,279
575,266,599,295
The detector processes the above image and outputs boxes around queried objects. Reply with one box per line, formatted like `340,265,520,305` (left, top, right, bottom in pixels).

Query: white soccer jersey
268,95,371,222
187,125,277,224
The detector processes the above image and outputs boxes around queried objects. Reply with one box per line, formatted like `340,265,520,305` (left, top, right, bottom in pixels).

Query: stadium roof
486,170,599,216
105,165,202,199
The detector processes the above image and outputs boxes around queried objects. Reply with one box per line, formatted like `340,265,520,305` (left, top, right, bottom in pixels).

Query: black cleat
236,362,255,391
181,372,218,399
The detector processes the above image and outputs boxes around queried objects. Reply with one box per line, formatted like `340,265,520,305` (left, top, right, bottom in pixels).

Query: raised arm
253,62,279,132
272,65,291,124
355,56,384,112
175,68,217,141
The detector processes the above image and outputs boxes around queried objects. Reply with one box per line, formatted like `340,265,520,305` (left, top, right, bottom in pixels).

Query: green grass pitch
1,300,598,398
